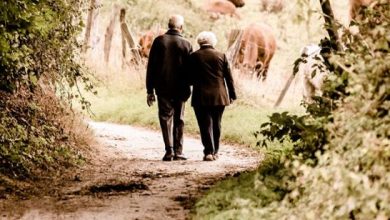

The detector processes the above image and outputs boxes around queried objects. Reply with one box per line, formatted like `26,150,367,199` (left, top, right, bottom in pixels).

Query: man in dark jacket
146,14,193,161
187,31,237,161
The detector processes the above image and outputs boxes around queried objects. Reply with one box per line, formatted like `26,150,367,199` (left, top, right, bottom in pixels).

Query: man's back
146,29,192,98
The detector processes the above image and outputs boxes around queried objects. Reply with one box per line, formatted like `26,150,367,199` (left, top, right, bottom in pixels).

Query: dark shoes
162,152,174,161
162,153,187,161
173,154,187,161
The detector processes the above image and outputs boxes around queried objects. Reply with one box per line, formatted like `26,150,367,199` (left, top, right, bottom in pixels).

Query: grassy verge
192,143,293,220
85,72,302,147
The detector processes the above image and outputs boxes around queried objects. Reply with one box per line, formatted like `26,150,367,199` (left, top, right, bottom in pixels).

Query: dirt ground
0,121,261,220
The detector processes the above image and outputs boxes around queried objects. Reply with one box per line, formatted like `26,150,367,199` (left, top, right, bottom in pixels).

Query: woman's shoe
203,154,214,161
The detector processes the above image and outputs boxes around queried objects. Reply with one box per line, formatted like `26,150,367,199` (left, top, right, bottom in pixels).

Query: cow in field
204,0,241,19
298,44,329,102
228,0,245,7
260,0,284,13
138,29,165,58
231,23,276,80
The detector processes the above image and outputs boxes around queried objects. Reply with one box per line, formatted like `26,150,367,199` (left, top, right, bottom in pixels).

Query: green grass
85,73,292,147
192,142,294,220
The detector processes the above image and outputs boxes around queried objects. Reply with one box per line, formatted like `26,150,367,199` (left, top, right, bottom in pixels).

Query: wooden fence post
226,29,243,67
120,8,142,67
104,5,119,63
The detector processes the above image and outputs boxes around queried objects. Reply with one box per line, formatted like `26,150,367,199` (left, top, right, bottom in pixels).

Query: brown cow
204,0,241,19
228,0,245,7
232,23,276,80
138,29,165,57
260,0,283,13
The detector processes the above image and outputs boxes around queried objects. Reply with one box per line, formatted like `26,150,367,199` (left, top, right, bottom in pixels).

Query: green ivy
253,1,390,219
0,0,86,93
0,0,91,182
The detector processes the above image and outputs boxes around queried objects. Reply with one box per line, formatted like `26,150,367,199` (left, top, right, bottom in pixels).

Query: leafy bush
0,0,91,93
0,0,93,191
272,2,390,218
194,1,390,219
256,37,340,165
256,111,327,164
0,89,89,179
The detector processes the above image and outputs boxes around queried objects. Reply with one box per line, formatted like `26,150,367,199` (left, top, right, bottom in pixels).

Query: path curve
1,122,260,220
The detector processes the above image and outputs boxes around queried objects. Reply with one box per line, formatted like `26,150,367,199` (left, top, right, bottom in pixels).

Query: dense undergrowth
193,1,390,219
0,0,92,195
0,88,91,198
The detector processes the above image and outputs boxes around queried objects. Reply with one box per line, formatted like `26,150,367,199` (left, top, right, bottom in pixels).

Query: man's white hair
168,14,184,29
196,31,217,47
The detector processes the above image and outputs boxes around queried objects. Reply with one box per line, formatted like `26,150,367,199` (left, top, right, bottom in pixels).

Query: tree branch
319,0,342,51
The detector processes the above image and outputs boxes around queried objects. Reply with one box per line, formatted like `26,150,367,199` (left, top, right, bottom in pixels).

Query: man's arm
145,39,160,106
146,39,159,95
177,44,193,102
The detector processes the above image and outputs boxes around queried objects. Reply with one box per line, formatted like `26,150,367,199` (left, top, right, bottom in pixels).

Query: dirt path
0,122,260,220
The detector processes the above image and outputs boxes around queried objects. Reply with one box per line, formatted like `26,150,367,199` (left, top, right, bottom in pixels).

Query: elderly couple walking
145,14,237,162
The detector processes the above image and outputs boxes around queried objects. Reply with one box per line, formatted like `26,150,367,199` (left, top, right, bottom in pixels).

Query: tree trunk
318,0,342,51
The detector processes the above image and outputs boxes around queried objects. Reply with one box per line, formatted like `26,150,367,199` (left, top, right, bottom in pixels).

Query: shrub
0,88,90,179
0,0,93,194
194,1,390,219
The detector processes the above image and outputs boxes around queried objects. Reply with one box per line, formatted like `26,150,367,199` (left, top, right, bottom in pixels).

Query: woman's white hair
168,14,184,29
196,31,217,47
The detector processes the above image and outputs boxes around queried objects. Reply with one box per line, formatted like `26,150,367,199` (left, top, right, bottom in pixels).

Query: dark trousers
157,96,185,155
193,106,225,155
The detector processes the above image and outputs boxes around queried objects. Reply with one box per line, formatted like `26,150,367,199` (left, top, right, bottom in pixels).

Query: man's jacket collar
166,29,182,37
